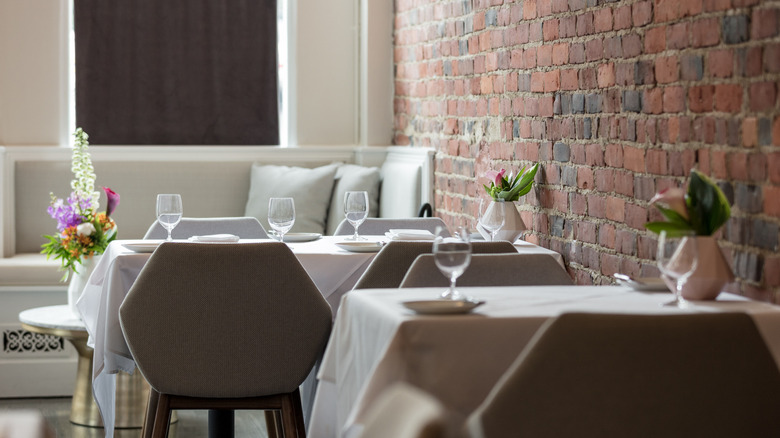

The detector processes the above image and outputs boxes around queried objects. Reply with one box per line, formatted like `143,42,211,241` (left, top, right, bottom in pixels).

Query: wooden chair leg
265,410,282,438
142,389,161,438
280,393,304,438
151,393,172,438
291,389,306,437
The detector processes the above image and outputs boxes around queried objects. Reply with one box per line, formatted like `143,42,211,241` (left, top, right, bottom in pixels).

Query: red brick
656,0,703,22
594,8,613,33
623,146,646,173
632,1,653,27
524,0,538,19
597,63,615,88
766,44,780,73
537,45,553,67
663,86,685,113
560,69,578,91
615,170,634,196
710,150,728,179
642,88,663,114
743,118,758,147
765,256,780,287
551,0,569,14
655,55,679,84
544,70,560,92
578,167,594,190
645,149,667,174
749,82,777,112
769,152,780,183
626,203,649,230
765,186,780,218
538,0,553,17
666,22,689,50
704,0,731,11
577,12,595,36
552,43,569,65
708,49,733,78
692,17,720,47
689,85,714,113
751,8,779,40
543,18,559,41
744,47,763,77
727,151,749,180
530,72,545,92
614,5,632,30
605,144,624,167
622,33,643,58
595,168,615,192
587,195,606,219
714,84,743,113
585,39,603,62
645,27,666,54
606,196,626,222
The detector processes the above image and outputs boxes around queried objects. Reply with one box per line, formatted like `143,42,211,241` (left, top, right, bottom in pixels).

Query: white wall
0,0,394,147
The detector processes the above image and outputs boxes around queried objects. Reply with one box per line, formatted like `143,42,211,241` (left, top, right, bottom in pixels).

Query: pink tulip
103,187,120,217
650,188,688,219
494,169,506,186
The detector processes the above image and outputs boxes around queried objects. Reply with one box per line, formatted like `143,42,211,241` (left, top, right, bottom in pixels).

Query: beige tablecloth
308,286,780,438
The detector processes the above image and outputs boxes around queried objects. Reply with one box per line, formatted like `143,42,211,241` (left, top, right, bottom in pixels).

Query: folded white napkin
188,234,240,243
385,229,436,241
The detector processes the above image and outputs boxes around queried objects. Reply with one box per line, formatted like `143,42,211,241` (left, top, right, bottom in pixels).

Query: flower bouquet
483,163,540,202
645,169,733,300
478,163,539,241
41,128,120,281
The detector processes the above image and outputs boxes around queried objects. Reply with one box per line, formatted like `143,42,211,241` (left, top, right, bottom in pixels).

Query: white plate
402,299,485,315
334,241,384,253
121,242,163,253
281,233,322,243
617,276,670,292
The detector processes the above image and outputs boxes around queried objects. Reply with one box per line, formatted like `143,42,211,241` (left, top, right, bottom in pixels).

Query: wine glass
657,230,699,308
479,198,505,241
268,197,296,243
344,191,369,241
156,194,183,241
433,226,472,300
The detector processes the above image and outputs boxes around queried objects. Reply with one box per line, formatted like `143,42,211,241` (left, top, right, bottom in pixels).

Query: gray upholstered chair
354,241,517,290
332,217,450,237
400,253,572,288
142,216,269,239
467,312,780,438
119,242,331,438
358,383,445,438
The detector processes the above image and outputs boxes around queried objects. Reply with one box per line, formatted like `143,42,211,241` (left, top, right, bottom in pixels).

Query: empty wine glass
657,230,699,308
344,191,369,241
479,198,505,241
433,226,472,300
268,197,295,243
156,194,183,241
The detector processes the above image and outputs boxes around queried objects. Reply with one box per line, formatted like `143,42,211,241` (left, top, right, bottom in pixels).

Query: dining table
307,285,780,438
75,235,562,436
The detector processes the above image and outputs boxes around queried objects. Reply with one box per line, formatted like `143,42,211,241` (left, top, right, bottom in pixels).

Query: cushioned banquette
0,146,434,287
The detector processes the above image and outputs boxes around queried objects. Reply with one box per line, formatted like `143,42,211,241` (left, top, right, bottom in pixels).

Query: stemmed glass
268,197,296,243
479,198,505,241
344,191,369,241
433,226,472,300
657,230,699,308
156,194,183,241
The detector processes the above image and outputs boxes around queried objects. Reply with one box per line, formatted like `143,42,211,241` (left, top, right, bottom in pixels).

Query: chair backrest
400,253,572,288
467,312,780,438
119,242,332,398
354,240,517,290
332,217,450,237
358,383,445,438
142,216,269,239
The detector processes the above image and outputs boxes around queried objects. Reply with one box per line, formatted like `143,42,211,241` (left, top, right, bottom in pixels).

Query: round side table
19,305,155,429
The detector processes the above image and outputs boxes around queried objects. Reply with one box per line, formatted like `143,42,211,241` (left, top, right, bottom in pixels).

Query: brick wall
393,0,780,300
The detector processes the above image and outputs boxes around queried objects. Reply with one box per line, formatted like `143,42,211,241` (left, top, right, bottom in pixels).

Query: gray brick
466,121,475,134
462,0,471,13
459,40,468,56
584,118,593,139
486,9,498,26
625,118,636,141
634,60,655,85
718,182,735,206
518,74,531,92
623,90,641,112
727,217,750,245
759,118,772,146
551,216,565,238
734,251,763,282
586,94,602,114
728,119,741,147
680,55,703,81
634,176,655,201
735,183,762,213
723,15,748,45
513,120,520,139
443,61,452,76
562,166,578,186
465,16,473,34
554,142,571,162
572,94,585,114
751,219,779,250
554,94,562,115
561,93,572,114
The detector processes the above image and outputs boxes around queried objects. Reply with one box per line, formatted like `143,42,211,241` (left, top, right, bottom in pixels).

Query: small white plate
121,242,163,253
402,299,485,315
282,233,322,243
334,241,384,253
617,276,670,292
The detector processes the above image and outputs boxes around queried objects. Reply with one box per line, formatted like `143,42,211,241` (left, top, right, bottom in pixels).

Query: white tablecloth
308,286,780,438
76,236,379,437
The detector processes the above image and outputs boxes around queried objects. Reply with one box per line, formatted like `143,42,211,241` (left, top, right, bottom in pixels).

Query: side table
18,305,153,428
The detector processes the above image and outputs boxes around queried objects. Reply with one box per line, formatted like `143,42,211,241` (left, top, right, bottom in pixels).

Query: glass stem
448,277,456,299
167,230,172,241
353,226,359,241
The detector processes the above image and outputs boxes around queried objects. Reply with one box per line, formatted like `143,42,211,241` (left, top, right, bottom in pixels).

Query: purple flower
103,187,120,217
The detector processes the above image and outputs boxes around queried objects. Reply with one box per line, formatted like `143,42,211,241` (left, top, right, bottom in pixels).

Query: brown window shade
75,0,279,145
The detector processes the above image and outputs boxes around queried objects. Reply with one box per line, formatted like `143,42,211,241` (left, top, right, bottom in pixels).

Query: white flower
76,222,96,236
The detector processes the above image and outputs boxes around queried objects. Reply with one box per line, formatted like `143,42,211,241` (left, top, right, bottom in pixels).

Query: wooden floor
0,397,270,438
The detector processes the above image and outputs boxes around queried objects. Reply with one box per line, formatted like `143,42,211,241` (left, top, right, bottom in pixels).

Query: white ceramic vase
662,236,734,301
67,255,100,318
477,200,527,242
